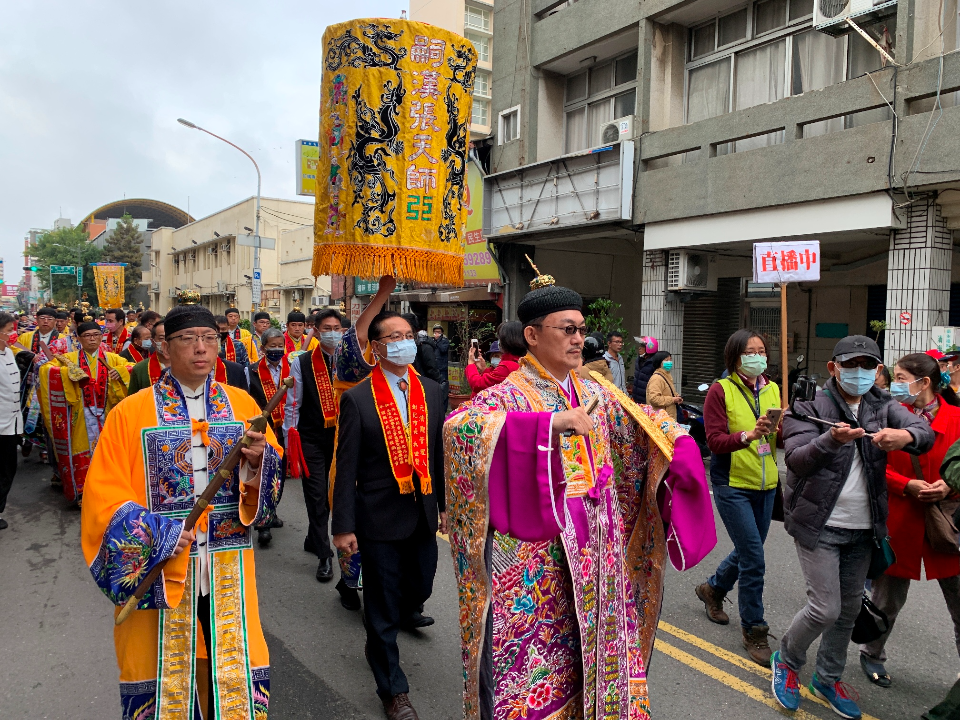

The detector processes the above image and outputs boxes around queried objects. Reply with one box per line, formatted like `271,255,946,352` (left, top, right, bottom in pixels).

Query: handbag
851,593,891,644
911,456,960,556
867,534,897,580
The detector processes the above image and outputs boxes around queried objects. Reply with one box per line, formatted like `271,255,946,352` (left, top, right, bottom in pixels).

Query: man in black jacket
332,311,446,720
772,335,934,717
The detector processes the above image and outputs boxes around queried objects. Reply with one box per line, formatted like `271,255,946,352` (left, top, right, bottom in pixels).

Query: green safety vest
718,374,781,491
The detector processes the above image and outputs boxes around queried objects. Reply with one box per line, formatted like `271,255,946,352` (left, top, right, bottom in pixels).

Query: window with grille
466,32,489,62
464,5,491,31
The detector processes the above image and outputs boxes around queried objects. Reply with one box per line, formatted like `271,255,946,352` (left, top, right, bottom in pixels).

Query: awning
394,285,503,303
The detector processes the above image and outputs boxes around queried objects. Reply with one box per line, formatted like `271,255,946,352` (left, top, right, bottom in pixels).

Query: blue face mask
838,367,877,397
265,349,285,363
141,339,153,350
890,378,921,404
662,360,674,371
320,330,342,348
943,371,953,387
384,338,418,366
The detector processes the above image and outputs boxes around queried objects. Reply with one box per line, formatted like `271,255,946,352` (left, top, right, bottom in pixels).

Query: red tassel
285,427,309,479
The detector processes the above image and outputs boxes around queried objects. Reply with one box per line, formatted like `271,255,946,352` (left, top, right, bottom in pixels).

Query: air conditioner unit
168,287,178,297
151,282,159,291
814,0,897,36
667,251,718,292
311,295,331,306
597,115,636,146
215,281,225,292
189,251,196,260
268,298,280,307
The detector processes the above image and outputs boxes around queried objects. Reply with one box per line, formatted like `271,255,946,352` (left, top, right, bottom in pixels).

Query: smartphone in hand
765,407,784,427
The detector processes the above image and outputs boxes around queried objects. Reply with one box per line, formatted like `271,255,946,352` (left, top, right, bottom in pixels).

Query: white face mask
320,330,342,348
381,338,418,366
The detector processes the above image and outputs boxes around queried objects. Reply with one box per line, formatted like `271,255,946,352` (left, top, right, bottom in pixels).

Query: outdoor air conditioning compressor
667,251,718,292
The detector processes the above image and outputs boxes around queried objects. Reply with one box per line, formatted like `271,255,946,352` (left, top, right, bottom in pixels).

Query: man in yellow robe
225,307,259,363
80,304,283,719
39,321,129,502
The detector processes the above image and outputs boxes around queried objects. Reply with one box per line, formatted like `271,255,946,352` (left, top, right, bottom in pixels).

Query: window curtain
794,31,845,137
565,107,586,153
685,58,730,161
734,40,785,152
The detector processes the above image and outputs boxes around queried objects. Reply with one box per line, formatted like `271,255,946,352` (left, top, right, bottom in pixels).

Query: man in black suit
332,311,446,720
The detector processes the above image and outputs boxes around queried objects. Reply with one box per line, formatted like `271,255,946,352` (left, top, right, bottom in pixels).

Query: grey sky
0,0,403,287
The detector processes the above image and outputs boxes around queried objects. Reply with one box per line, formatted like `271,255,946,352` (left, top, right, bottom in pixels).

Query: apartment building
487,0,960,396
146,196,331,319
409,0,495,141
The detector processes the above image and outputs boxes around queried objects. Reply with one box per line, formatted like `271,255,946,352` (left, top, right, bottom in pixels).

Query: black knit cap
517,285,583,325
165,304,218,337
36,307,57,318
287,310,306,324
225,307,240,317
253,311,271,322
77,321,101,335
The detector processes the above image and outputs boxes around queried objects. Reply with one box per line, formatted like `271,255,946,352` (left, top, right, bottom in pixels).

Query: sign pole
780,282,789,410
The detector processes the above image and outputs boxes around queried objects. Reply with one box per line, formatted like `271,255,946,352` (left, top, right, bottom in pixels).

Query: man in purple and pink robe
443,283,716,720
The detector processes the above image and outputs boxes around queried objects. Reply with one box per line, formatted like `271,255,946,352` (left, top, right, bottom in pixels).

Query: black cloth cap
165,305,218,337
833,335,882,363
225,307,240,316
287,311,306,323
517,285,583,325
77,321,101,335
36,307,57,318
253,311,271,322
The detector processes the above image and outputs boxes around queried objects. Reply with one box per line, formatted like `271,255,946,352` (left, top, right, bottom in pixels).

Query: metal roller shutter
681,278,742,402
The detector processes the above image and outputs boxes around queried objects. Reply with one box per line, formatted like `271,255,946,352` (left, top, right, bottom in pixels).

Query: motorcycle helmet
634,336,659,355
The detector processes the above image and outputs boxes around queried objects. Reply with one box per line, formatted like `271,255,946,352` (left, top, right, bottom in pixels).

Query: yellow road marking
657,621,883,720
655,639,822,720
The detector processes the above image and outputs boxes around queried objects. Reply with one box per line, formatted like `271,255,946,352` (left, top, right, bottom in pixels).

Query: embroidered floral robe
80,371,283,720
443,356,711,720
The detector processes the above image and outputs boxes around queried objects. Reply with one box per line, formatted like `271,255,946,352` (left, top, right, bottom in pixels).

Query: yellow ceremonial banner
91,264,125,309
313,19,477,287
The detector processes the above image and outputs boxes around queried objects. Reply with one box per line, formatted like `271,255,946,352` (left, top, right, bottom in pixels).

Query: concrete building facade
145,197,331,320
486,0,960,397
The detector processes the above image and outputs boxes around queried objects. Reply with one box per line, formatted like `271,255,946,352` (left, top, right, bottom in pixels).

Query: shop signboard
463,158,500,286
295,140,319,197
933,326,960,353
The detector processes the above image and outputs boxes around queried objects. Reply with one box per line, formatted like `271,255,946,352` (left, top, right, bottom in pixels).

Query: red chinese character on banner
410,101,441,132
412,71,441,100
761,251,778,272
780,250,799,272
408,134,438,164
406,166,438,190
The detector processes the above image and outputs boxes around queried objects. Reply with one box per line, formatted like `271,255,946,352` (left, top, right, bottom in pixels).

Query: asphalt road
1,454,955,719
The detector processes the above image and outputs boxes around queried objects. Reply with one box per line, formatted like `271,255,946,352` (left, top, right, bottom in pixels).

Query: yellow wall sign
296,140,319,197
463,157,499,286
313,19,477,286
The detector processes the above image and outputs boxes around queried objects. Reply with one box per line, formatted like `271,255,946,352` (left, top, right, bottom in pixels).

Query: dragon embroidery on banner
325,22,407,71
349,79,405,238
446,42,477,93
438,87,468,244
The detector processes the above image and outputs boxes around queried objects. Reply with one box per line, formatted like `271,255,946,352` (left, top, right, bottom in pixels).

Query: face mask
141,339,153,350
662,361,674,371
219,331,229,342
320,330,342,347
890,378,921,404
943,371,953,386
490,357,501,367
740,353,768,378
265,349,285,363
837,367,877,397
382,338,418,366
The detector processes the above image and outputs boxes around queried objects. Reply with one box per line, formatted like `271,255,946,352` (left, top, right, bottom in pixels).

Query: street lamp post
177,118,262,311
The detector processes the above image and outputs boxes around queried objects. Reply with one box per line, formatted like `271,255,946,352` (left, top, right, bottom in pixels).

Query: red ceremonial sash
127,345,144,363
311,348,338,428
148,354,163,384
257,356,290,427
214,357,227,383
104,327,127,354
78,349,107,410
223,338,237,363
369,365,431,495
284,333,304,354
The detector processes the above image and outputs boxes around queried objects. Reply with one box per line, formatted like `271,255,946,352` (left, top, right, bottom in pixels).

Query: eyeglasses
838,357,879,370
376,332,416,342
743,351,767,357
79,332,102,340
168,333,219,346
535,324,588,337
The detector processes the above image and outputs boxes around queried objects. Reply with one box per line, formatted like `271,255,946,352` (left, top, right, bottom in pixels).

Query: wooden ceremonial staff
115,376,294,625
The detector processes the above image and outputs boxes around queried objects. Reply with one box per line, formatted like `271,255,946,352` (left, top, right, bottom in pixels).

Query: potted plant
447,306,497,410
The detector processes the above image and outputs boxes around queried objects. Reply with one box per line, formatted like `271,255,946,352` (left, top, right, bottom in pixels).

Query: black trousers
357,509,438,700
301,429,336,560
0,434,20,514
197,593,214,720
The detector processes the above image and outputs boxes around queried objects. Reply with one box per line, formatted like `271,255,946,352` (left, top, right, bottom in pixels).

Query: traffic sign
51,265,76,274
252,268,262,304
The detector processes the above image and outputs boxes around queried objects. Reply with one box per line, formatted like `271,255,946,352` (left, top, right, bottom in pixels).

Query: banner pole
781,282,789,409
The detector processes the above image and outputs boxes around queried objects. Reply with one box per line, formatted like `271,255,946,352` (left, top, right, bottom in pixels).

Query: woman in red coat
859,352,960,687
465,321,525,395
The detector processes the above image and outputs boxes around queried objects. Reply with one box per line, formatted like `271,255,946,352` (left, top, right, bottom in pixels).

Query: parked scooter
678,382,711,458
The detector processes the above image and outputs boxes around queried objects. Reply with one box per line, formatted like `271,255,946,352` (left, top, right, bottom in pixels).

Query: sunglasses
837,357,879,370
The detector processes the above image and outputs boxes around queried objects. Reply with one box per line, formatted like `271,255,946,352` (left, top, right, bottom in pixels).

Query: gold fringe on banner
313,244,464,287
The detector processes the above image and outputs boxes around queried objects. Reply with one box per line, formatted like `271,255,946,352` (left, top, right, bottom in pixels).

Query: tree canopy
102,215,145,305
31,226,101,303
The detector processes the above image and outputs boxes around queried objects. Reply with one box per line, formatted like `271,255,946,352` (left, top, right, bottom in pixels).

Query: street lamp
177,118,262,310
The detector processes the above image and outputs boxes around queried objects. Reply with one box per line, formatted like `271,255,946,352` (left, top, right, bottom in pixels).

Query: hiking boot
742,624,774,666
695,582,729,625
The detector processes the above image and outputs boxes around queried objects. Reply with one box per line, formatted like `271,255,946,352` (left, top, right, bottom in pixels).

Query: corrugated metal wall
680,277,742,402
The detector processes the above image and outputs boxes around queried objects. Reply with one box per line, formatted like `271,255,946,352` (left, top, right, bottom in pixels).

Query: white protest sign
752,240,821,283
